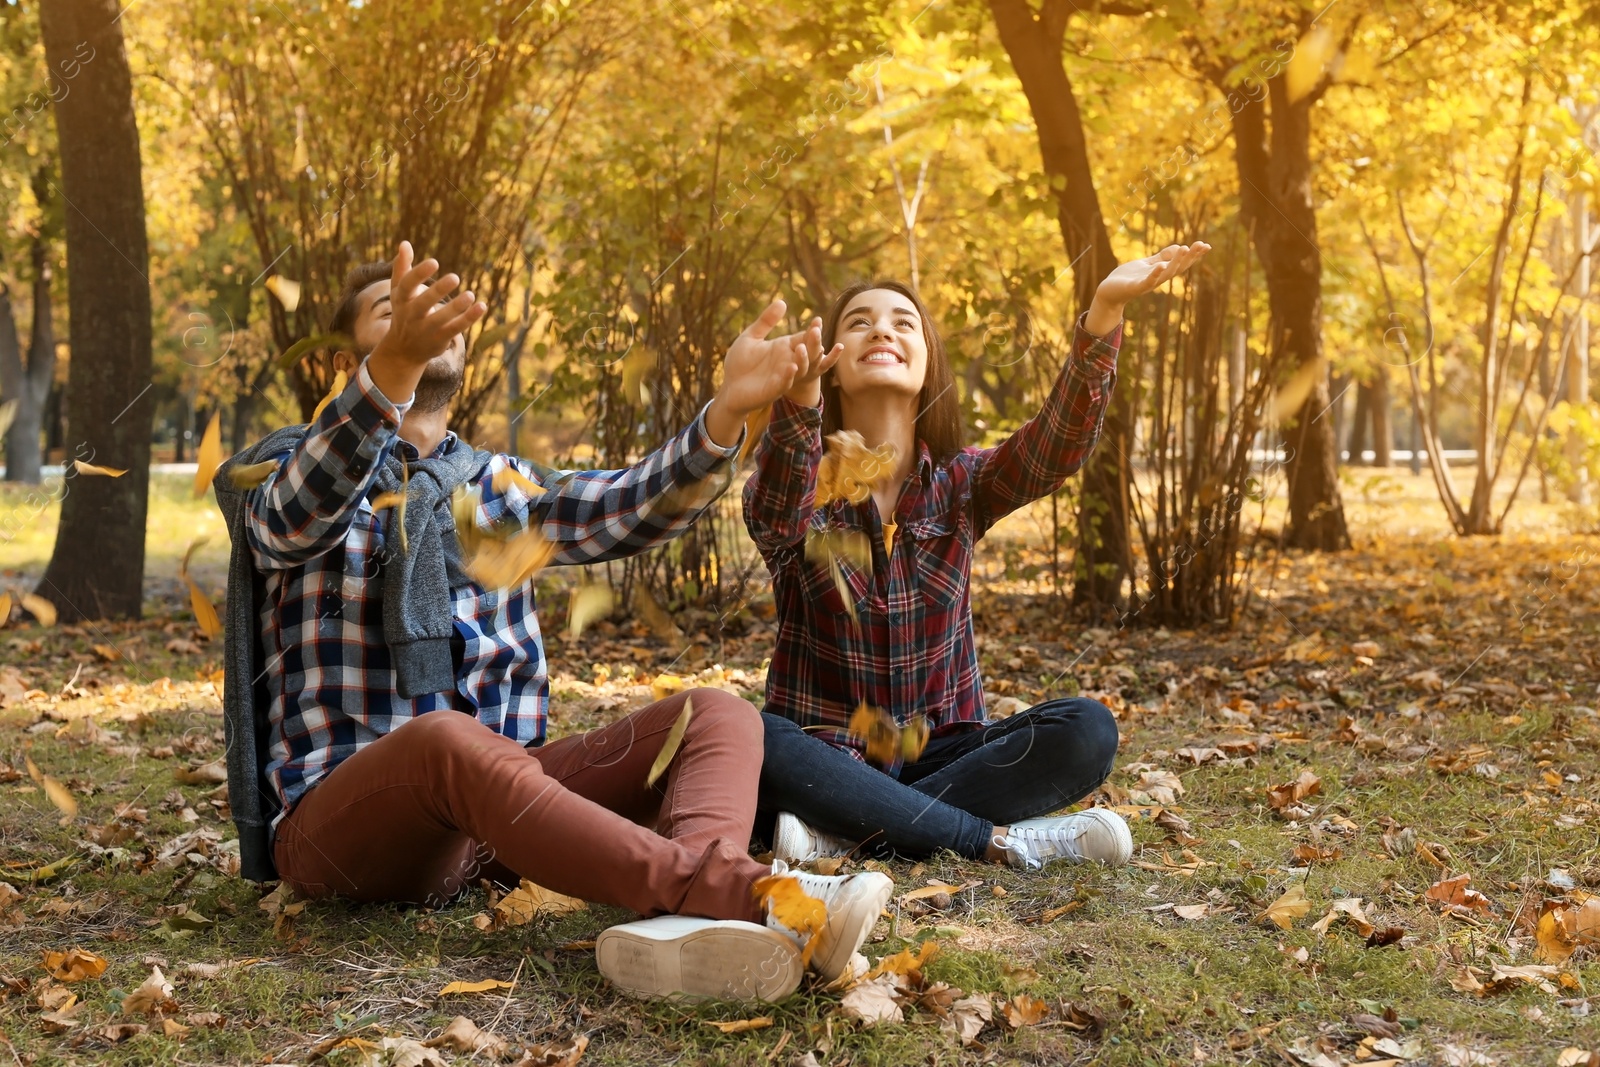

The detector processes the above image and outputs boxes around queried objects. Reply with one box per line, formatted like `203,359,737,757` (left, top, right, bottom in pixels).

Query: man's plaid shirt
743,313,1121,776
246,363,741,824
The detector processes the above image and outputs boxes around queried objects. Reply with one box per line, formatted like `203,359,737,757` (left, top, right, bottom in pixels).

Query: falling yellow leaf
491,465,547,497
827,554,858,627
463,525,557,591
816,430,896,507
227,460,280,490
41,776,77,820
633,584,683,643
1258,884,1312,930
72,461,126,477
264,275,302,312
1266,357,1326,425
1310,897,1375,938
41,948,108,982
494,880,587,925
187,580,223,639
753,873,827,968
180,537,207,580
21,592,56,626
621,347,653,406
438,979,515,996
650,672,686,702
0,592,10,627
1285,25,1336,104
849,700,901,766
567,584,614,640
739,405,772,463
899,715,931,762
702,1017,773,1034
805,529,872,571
646,696,694,789
310,369,348,424
194,413,223,498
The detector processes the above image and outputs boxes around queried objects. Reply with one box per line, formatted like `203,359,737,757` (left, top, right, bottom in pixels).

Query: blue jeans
757,698,1119,860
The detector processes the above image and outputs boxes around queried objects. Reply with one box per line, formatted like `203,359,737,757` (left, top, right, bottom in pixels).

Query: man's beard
411,352,464,414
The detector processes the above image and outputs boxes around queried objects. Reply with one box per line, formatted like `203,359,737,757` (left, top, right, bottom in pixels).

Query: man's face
338,278,467,413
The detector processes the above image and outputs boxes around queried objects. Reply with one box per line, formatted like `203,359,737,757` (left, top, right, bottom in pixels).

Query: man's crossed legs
272,689,891,999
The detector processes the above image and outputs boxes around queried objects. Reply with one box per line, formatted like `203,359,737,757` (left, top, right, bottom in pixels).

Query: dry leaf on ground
1000,993,1049,1029
946,994,993,1046
1424,874,1494,915
41,948,108,982
701,1017,772,1033
423,1015,510,1058
838,973,904,1026
1258,885,1312,930
1310,897,1375,939
121,966,177,1016
495,880,587,925
438,978,515,996
1267,770,1322,813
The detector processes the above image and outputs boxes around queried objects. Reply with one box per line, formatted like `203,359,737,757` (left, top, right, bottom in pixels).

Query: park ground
1,470,1599,1066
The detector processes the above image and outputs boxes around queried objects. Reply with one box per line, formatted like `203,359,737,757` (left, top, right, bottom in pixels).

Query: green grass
2,482,1599,1064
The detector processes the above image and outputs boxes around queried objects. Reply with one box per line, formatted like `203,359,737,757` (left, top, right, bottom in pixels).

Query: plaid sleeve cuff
346,360,408,434
768,396,823,448
1072,311,1123,376
683,402,744,477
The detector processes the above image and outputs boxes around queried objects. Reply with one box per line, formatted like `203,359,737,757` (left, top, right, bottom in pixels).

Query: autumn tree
36,0,152,620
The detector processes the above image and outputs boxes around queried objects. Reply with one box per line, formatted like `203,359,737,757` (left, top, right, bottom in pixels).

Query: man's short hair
327,260,393,341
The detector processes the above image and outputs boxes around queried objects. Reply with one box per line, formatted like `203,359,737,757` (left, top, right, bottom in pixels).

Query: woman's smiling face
829,287,930,401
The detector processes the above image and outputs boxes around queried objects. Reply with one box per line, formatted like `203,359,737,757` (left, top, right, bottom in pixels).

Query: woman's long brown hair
818,280,964,464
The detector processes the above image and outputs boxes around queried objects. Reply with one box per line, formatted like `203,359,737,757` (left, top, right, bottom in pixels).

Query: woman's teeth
863,351,900,364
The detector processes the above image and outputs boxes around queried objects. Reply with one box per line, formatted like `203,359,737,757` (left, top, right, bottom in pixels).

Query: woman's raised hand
1086,241,1212,335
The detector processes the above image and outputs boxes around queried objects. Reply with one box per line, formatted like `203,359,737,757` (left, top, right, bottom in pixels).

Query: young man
214,244,890,1000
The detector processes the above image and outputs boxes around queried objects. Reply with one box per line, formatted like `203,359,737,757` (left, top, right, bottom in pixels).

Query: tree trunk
0,223,56,485
1346,378,1370,463
36,0,152,621
988,0,1132,608
1229,79,1350,551
1370,368,1392,467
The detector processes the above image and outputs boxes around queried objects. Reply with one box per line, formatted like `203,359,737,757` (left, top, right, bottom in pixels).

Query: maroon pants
273,688,769,923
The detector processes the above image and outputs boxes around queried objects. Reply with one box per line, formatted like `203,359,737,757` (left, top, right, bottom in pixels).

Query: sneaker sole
809,874,894,982
596,917,802,1002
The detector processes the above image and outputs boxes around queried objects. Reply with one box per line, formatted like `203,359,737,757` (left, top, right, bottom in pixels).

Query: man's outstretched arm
477,299,836,565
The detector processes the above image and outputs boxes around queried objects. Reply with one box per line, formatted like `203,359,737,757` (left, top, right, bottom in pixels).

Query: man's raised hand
704,299,841,447
374,241,488,368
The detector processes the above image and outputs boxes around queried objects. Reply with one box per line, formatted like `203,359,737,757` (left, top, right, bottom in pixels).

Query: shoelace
1007,820,1090,862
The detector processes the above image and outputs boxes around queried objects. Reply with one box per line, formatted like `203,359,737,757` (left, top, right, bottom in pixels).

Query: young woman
744,243,1210,869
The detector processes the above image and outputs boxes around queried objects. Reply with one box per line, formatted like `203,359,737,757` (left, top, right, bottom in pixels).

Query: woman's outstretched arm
968,242,1211,534
742,321,841,553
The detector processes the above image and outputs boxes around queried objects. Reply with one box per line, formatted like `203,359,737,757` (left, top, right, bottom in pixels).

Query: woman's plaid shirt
246,364,741,823
743,313,1121,776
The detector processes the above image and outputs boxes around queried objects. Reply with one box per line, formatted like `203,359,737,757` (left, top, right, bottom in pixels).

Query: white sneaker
994,808,1133,870
773,811,855,865
765,861,894,983
596,915,803,1001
